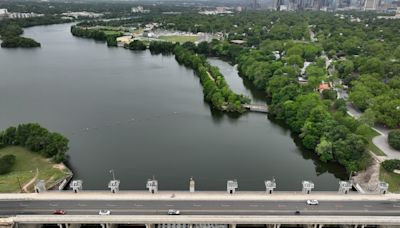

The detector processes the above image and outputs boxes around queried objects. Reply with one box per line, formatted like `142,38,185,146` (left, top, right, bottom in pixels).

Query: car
53,210,65,215
306,199,319,205
99,210,111,215
295,210,300,215
168,209,180,215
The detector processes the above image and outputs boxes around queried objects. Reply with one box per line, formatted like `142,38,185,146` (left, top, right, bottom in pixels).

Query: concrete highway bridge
1,191,400,228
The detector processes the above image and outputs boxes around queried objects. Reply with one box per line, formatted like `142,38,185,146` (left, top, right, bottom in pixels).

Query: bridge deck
243,104,269,113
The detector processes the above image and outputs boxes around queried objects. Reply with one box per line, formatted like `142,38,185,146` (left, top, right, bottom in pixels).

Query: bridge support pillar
229,224,236,228
273,225,281,228
146,224,155,228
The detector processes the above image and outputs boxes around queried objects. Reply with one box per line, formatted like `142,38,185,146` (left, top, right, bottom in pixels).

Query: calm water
0,23,346,191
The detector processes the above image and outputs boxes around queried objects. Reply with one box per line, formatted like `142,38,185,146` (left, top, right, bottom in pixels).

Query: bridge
242,104,269,113
1,191,400,228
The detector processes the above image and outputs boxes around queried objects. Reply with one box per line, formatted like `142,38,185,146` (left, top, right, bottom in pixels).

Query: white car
168,209,180,215
99,210,111,215
306,200,319,205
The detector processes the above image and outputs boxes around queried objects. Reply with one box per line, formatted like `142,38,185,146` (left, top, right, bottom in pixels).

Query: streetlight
109,169,115,181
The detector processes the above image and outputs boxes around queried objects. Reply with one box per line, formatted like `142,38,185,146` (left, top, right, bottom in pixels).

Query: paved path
346,103,400,159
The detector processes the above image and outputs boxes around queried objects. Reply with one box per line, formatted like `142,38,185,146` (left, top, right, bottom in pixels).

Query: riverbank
0,146,71,193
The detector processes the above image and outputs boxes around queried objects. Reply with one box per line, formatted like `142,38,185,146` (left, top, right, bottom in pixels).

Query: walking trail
22,168,39,193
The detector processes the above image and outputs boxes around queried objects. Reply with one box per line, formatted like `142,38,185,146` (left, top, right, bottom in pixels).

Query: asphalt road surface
1,200,400,216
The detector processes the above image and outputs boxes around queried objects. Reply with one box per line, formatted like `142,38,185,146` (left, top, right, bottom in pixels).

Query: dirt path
352,153,383,193
206,71,215,81
22,168,39,193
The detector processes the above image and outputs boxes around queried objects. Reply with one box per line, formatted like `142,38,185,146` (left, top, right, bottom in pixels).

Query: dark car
295,210,300,215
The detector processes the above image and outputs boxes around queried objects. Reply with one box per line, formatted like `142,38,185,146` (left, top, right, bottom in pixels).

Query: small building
318,82,331,93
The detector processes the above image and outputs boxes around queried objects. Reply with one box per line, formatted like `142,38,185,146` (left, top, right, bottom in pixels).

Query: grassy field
364,127,386,156
103,30,123,36
380,166,400,193
159,35,199,43
0,146,69,193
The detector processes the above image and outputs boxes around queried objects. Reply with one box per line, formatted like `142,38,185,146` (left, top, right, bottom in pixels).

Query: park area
158,35,199,43
0,146,70,193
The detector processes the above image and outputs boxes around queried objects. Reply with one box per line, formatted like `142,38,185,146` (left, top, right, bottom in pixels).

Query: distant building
7,12,44,19
0,9,8,16
131,6,150,13
61,11,103,19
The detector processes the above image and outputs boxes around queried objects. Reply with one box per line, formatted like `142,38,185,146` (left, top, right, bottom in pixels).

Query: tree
388,130,400,150
359,108,376,126
0,154,16,175
382,159,400,172
359,58,384,77
316,138,333,162
287,55,304,68
126,40,147,51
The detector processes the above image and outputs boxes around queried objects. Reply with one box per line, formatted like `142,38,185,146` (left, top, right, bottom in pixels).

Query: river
0,23,346,191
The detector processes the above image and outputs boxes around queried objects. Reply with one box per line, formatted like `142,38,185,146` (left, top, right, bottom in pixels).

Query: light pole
110,169,115,181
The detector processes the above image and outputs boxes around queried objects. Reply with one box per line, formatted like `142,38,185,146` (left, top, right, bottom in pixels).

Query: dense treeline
125,40,147,50
148,41,249,112
1,36,40,48
0,16,74,48
0,154,16,175
0,22,40,48
0,123,69,163
174,44,250,112
70,26,123,47
149,41,176,55
236,44,370,172
309,14,400,128
0,23,23,37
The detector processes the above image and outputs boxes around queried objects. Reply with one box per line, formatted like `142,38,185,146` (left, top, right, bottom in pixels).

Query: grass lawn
380,166,400,193
159,35,199,43
364,127,386,156
103,30,123,36
0,146,69,193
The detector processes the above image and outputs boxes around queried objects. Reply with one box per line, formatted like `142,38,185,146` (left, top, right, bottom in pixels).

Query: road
1,199,400,217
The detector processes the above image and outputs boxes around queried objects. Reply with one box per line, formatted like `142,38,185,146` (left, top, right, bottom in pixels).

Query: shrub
388,130,400,150
0,154,16,174
382,159,400,172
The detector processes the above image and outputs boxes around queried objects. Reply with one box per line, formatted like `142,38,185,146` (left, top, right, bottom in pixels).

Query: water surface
0,23,346,191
